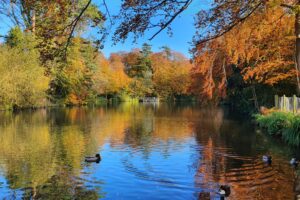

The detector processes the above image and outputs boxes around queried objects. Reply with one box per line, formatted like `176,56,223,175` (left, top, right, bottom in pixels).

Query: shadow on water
0,103,299,199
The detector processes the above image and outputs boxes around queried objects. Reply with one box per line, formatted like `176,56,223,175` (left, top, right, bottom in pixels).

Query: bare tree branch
280,3,295,9
103,0,113,26
63,0,92,58
196,1,263,46
149,0,193,40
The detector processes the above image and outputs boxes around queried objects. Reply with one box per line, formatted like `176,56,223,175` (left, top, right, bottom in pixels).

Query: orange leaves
224,5,295,85
191,4,297,103
151,52,192,97
242,61,295,85
190,40,230,103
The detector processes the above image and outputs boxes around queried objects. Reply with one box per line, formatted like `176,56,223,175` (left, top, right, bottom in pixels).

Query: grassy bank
255,112,300,146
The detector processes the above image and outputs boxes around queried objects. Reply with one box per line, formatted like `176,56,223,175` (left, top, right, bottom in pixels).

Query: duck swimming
290,158,299,167
262,155,272,164
218,185,230,199
85,154,101,163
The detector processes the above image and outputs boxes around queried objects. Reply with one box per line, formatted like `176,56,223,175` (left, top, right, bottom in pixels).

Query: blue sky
96,0,202,58
0,0,206,58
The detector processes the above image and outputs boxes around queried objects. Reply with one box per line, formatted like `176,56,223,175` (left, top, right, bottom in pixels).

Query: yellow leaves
0,113,55,188
151,52,192,97
62,127,85,172
93,53,131,95
0,45,49,108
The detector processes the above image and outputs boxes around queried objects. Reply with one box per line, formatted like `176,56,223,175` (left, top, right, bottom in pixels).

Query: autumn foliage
190,5,298,106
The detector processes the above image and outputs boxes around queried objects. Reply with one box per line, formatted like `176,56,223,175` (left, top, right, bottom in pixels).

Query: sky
96,0,203,58
0,0,207,58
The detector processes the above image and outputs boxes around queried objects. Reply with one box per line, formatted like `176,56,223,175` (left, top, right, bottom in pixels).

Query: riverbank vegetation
256,112,300,146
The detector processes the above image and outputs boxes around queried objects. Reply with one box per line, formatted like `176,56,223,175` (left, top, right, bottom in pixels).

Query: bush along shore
255,112,300,146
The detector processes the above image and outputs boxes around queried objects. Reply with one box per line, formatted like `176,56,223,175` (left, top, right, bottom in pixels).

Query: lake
0,103,299,199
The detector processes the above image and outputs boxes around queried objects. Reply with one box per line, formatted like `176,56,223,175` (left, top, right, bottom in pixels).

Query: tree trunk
295,5,300,94
251,84,259,112
31,9,36,32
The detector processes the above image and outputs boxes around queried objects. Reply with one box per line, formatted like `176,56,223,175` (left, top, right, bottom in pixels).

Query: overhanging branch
149,0,193,40
63,0,92,58
280,3,294,10
196,1,263,45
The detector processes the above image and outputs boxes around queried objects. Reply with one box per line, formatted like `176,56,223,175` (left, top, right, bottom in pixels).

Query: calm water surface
0,103,299,199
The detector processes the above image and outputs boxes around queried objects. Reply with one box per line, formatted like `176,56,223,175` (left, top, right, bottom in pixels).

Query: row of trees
189,4,298,112
63,43,193,103
105,0,300,113
2,0,300,112
0,26,194,109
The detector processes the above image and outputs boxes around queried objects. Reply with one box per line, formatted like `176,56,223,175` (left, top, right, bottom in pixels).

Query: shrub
256,112,292,136
0,34,49,109
282,115,300,146
256,112,300,146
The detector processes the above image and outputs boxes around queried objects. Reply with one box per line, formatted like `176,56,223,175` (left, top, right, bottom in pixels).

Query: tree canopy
0,0,300,111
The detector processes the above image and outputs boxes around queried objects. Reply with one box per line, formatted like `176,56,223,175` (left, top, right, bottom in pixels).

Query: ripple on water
195,147,296,200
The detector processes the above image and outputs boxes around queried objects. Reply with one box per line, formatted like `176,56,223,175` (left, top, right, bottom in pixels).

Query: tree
111,1,300,93
160,46,172,60
93,53,131,98
151,51,192,98
109,53,131,93
49,37,100,105
123,43,154,97
113,0,194,42
0,28,49,109
5,27,24,47
0,0,105,66
190,5,297,108
189,40,228,104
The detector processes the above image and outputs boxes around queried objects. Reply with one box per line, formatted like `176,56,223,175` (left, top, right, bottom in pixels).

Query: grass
282,115,300,146
255,111,300,146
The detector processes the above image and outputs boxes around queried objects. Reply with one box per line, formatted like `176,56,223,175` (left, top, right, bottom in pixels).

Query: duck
262,155,272,164
290,158,299,167
85,154,101,163
218,185,231,199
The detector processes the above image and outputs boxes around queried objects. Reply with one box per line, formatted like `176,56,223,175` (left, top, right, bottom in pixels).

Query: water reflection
0,104,299,199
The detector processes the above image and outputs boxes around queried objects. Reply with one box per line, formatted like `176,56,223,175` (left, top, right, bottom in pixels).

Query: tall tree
124,43,154,97
0,0,105,65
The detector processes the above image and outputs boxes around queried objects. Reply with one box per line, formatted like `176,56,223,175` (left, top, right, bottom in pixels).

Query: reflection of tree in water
123,112,154,154
22,173,101,199
192,108,297,199
122,104,198,156
0,105,199,198
0,109,102,199
1,105,298,199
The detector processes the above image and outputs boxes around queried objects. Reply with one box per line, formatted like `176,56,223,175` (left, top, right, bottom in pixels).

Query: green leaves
282,115,300,146
256,112,300,146
0,33,49,109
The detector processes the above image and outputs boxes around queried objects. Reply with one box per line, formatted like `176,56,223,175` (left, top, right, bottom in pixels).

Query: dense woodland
0,0,300,114
0,28,192,109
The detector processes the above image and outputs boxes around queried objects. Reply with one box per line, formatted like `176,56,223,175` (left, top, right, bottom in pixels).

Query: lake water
0,103,299,199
